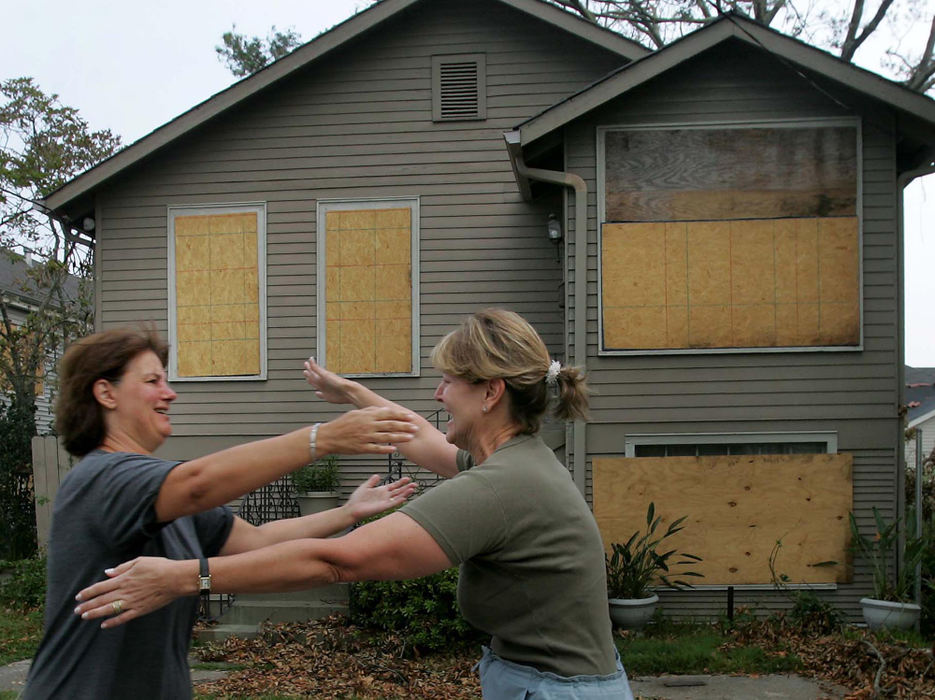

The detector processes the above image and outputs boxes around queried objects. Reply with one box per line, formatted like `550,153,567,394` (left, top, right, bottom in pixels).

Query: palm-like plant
606,502,704,599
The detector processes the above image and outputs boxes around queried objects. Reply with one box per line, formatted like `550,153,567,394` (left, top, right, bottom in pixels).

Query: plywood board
175,212,260,377
601,216,859,350
604,126,858,222
593,454,852,585
326,208,412,374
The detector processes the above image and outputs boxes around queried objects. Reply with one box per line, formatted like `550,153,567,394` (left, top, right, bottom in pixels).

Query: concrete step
234,584,348,603
195,624,261,642
220,599,347,625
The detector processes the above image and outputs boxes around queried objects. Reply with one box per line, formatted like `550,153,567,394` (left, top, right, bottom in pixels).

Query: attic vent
432,53,486,121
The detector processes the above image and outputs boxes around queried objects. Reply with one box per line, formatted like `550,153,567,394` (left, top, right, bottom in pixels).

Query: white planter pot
296,491,340,517
608,594,659,630
859,597,921,631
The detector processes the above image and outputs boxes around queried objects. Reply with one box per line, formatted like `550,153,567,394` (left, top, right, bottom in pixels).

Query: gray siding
562,42,902,616
93,0,623,456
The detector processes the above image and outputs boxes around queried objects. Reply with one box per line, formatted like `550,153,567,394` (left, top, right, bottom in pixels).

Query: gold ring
112,599,124,615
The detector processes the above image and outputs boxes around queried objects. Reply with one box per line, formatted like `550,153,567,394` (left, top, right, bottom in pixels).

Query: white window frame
167,203,268,382
316,197,420,378
596,117,863,357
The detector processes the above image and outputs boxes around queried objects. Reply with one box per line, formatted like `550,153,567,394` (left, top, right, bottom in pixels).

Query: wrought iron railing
385,408,449,492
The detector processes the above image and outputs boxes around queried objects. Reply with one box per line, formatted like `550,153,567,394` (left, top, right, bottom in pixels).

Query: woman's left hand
73,557,190,629
345,474,416,522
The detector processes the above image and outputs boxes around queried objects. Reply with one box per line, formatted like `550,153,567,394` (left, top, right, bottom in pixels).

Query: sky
2,0,933,365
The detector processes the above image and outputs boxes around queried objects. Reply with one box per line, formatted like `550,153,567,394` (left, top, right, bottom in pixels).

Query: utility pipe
504,131,589,495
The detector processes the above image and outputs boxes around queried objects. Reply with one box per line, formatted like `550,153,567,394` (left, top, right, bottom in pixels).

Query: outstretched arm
304,357,459,477
74,512,452,628
155,405,418,522
219,475,416,554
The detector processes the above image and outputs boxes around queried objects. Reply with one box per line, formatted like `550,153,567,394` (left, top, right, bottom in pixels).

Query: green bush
290,455,340,493
350,568,481,654
0,556,47,609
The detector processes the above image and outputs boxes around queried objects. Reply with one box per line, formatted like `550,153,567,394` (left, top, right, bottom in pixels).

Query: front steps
196,584,349,642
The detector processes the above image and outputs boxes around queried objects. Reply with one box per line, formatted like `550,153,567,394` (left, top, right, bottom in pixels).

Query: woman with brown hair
74,310,634,699
23,327,417,700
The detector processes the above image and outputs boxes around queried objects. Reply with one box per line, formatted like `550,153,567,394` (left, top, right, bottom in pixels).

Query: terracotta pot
608,593,659,630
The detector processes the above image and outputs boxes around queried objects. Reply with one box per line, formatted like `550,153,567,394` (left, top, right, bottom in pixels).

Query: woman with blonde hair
75,310,634,699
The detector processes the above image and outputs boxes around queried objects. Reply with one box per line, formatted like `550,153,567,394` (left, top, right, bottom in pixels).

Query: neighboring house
0,252,80,434
40,0,935,619
906,366,935,469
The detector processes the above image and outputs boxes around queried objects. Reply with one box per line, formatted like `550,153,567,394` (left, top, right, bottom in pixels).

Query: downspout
897,157,935,610
504,131,589,495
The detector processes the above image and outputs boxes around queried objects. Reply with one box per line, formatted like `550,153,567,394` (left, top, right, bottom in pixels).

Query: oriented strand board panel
175,213,260,377
593,454,852,585
601,217,859,350
325,208,412,374
604,126,858,222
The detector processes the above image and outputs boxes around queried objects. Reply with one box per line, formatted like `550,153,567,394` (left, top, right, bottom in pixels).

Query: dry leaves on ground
194,615,480,699
725,618,934,699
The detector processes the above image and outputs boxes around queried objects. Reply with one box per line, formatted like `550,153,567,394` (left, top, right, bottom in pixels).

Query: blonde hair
430,308,589,434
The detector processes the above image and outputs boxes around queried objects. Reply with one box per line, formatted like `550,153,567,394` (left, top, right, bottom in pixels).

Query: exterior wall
906,415,935,470
561,41,903,619
91,0,625,487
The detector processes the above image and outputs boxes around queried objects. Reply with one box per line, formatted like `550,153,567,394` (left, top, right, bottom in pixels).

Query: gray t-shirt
23,450,234,700
400,434,615,677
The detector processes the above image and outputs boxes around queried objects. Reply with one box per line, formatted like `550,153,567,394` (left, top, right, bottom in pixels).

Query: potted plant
848,507,929,630
606,502,704,630
291,455,341,516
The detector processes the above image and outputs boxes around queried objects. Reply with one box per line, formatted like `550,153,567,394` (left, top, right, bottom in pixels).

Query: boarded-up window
593,453,853,585
318,200,419,376
598,122,860,353
169,206,265,380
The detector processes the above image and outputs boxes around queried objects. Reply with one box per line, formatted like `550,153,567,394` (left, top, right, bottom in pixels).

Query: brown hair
430,308,589,434
55,328,169,456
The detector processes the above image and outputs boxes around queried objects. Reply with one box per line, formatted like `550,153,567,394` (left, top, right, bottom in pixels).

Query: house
40,0,935,620
906,366,935,470
0,252,82,434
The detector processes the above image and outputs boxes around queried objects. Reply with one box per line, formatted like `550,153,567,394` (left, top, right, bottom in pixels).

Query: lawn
0,605,42,667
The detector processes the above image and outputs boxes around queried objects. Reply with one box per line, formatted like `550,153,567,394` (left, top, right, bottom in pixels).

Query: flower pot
859,597,921,630
296,491,340,517
608,594,659,630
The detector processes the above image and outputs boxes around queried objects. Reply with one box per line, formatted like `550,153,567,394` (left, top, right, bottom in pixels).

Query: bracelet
309,423,321,461
198,556,211,598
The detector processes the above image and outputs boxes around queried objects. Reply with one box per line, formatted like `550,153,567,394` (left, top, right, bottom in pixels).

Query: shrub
350,568,481,654
0,556,47,609
290,455,340,493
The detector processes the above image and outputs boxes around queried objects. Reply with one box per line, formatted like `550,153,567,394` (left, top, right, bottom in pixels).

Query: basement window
432,53,486,121
624,432,837,457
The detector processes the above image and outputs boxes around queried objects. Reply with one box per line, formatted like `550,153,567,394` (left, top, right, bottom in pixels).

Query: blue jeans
475,646,635,700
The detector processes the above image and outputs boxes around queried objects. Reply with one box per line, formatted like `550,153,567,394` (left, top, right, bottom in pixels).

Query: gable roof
511,12,935,161
0,251,81,311
41,0,648,221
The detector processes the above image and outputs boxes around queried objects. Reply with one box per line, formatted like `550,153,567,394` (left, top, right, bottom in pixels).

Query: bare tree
544,0,935,93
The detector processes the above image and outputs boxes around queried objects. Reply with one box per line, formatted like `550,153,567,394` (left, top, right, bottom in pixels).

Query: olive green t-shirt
400,434,615,676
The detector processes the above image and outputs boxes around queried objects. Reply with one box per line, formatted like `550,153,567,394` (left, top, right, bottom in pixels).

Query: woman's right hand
74,557,192,629
316,405,418,456
304,356,357,404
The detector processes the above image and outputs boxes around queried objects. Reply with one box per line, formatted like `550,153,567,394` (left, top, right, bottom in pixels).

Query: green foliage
849,507,931,602
0,556,46,609
605,502,704,599
290,455,340,493
350,568,481,654
0,402,38,559
786,590,844,635
215,25,303,77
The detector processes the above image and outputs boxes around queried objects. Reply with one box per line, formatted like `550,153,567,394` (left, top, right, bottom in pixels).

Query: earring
481,405,488,413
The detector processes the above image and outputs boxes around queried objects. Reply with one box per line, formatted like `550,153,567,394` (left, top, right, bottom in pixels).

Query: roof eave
43,0,646,214
518,15,935,149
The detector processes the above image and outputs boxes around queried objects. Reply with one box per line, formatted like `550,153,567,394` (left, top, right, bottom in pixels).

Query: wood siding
93,0,622,447
563,41,901,619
